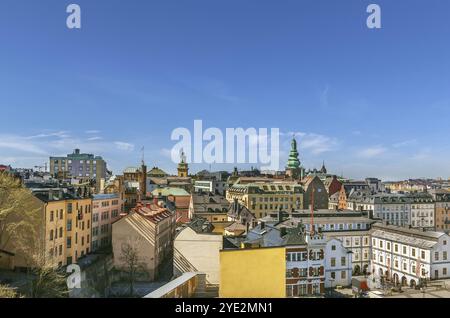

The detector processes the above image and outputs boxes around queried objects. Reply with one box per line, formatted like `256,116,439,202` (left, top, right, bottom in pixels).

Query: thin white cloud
0,135,48,155
114,141,135,152
87,136,103,141
281,131,339,155
319,85,330,108
25,131,70,139
358,146,387,158
85,130,101,134
392,139,417,148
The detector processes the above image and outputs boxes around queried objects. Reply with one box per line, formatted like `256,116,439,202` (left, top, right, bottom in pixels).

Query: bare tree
0,284,20,298
28,253,69,298
0,173,68,298
119,239,145,297
0,173,41,254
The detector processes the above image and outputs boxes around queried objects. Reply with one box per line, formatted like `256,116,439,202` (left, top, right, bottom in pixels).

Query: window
387,242,391,250
444,252,448,260
59,245,62,256
331,245,336,251
444,268,448,276
60,209,63,219
421,251,426,260
49,230,54,241
286,285,293,297
67,203,72,214
50,211,54,222
59,227,63,238
341,271,346,279
379,241,383,248
403,246,407,254
331,272,336,279
67,237,72,248
331,258,336,267
67,220,72,231
435,252,439,261
394,244,398,252
341,257,346,266
412,249,416,257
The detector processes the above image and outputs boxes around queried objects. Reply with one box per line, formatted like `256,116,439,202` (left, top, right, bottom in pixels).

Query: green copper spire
287,136,300,169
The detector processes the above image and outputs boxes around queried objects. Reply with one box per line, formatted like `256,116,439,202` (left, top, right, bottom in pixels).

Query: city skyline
1,1,450,180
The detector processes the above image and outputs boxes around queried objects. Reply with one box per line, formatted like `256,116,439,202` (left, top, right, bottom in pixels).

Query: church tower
177,149,189,177
285,136,303,179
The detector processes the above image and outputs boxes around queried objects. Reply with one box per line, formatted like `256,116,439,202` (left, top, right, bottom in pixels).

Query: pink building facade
92,193,123,251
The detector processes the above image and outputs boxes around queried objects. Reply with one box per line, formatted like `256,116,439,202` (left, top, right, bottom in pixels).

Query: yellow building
4,186,93,269
226,182,303,219
219,246,286,298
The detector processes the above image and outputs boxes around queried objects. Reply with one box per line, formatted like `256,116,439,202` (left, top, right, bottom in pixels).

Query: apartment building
431,190,450,233
49,149,107,191
226,181,304,219
261,210,376,274
92,193,122,252
370,223,450,288
3,185,93,269
408,194,435,230
112,202,176,280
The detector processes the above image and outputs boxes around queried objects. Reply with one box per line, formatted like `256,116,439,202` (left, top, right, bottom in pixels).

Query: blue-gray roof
93,193,119,200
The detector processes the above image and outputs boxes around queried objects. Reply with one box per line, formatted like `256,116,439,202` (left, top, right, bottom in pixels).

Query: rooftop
152,187,190,197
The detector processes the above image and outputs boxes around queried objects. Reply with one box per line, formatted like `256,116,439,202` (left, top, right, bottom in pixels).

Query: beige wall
112,213,157,280
174,227,222,285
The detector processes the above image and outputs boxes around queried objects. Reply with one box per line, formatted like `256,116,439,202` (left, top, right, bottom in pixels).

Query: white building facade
370,223,450,288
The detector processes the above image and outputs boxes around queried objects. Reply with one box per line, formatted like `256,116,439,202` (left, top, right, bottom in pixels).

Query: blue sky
1,0,450,180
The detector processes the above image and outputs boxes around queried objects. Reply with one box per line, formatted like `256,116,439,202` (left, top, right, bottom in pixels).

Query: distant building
226,181,304,219
194,180,226,196
177,150,189,177
323,175,342,197
112,202,176,281
122,163,147,212
226,199,257,235
152,187,191,223
285,137,304,179
301,176,329,210
338,181,370,210
189,192,230,225
431,190,450,233
49,149,107,192
0,164,12,172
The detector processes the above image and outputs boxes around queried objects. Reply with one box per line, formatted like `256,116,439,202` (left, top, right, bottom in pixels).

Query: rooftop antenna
141,146,145,165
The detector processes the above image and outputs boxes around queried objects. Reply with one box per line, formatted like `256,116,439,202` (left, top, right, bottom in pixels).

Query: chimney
74,148,80,155
278,209,284,223
280,226,287,237
260,221,265,230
